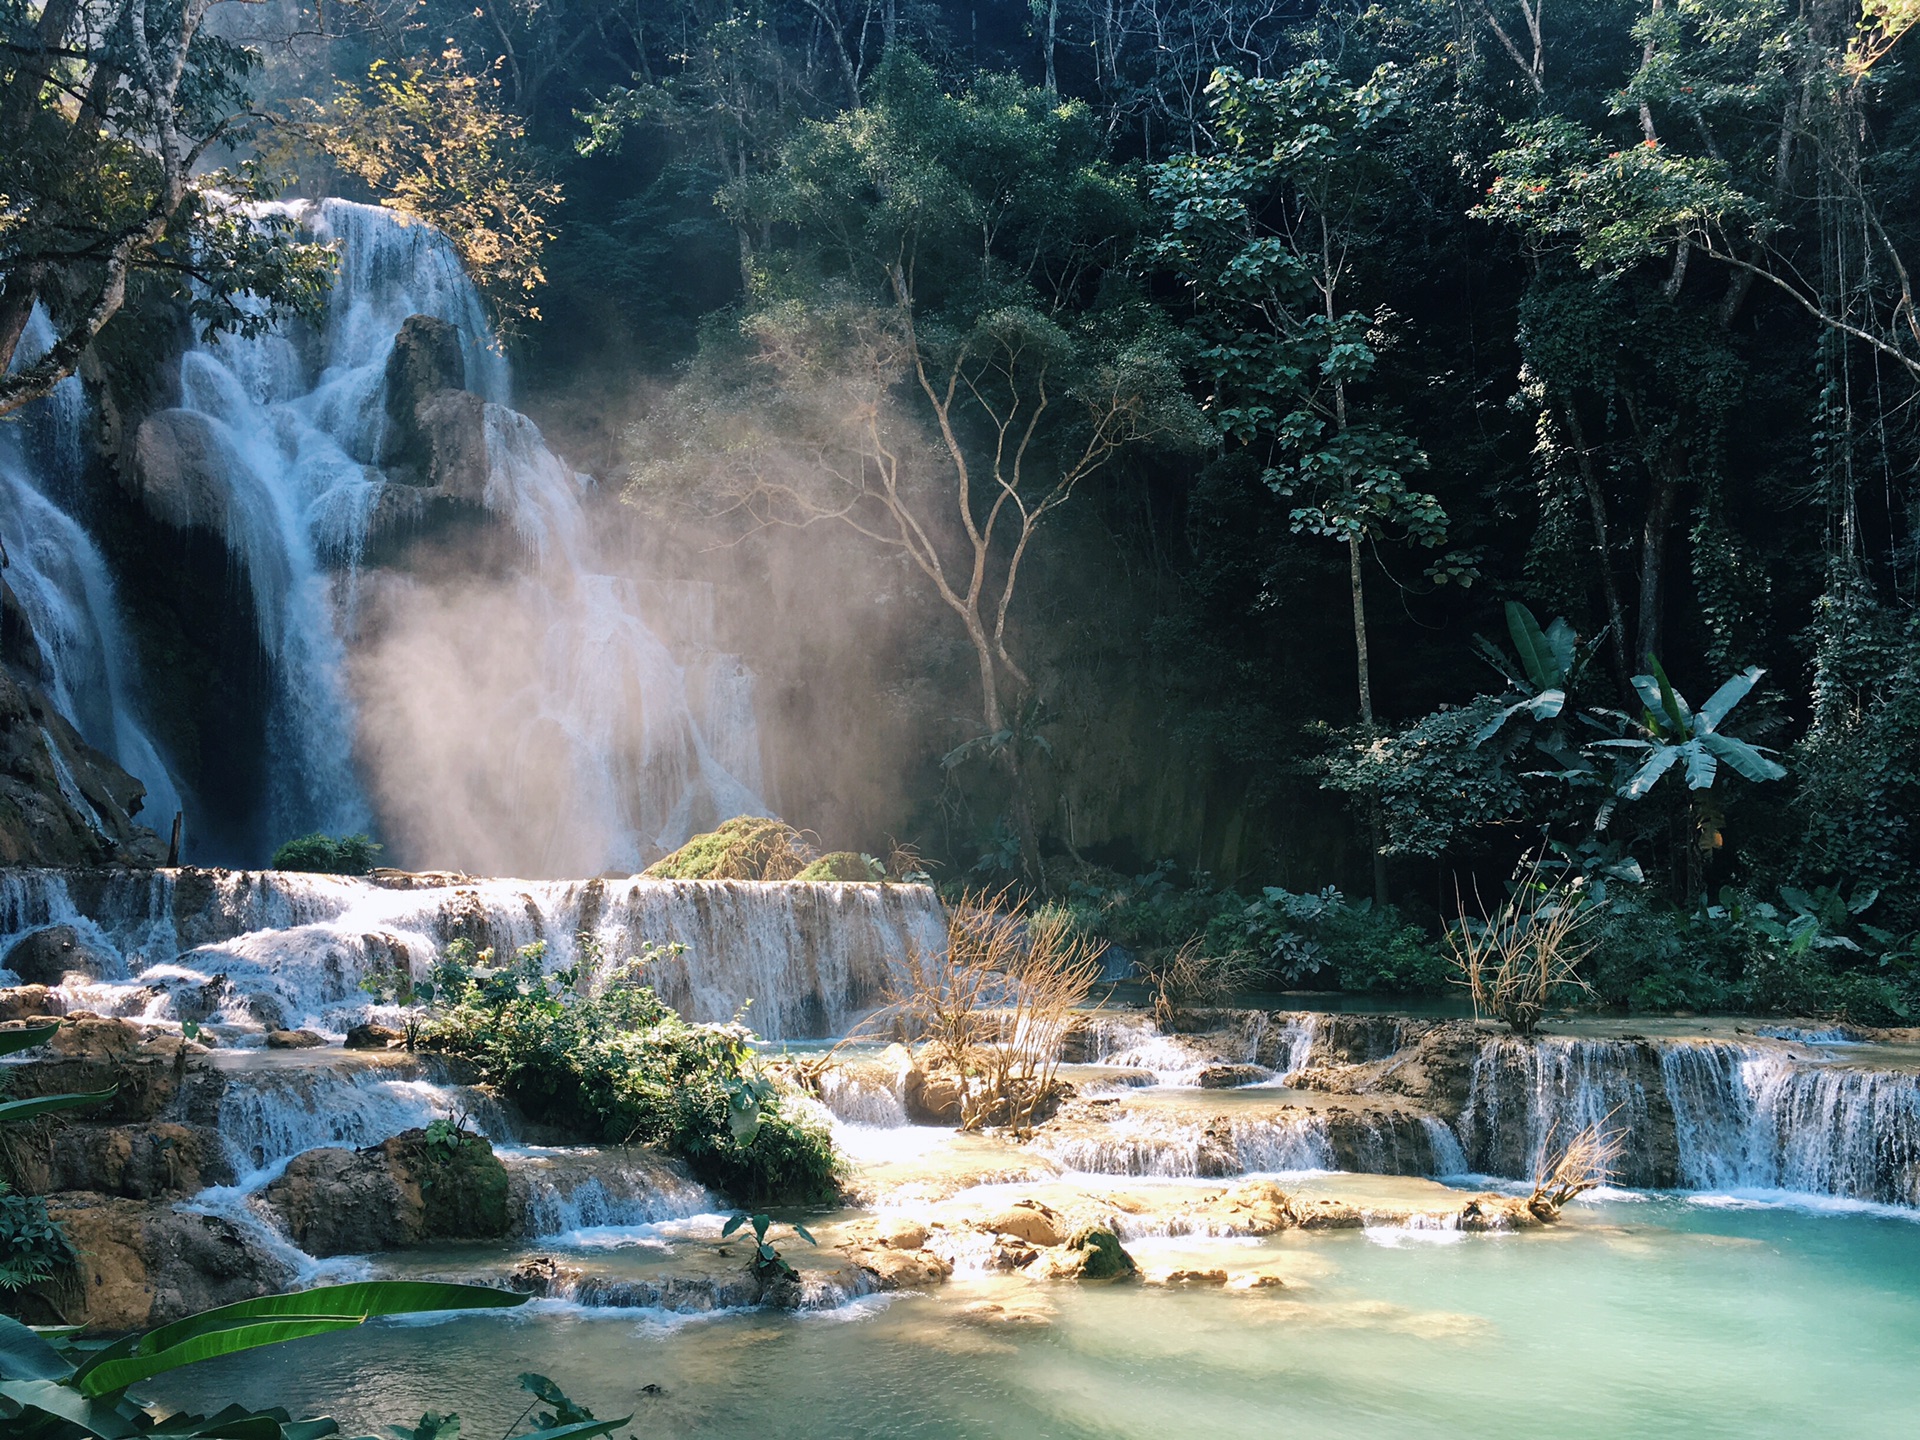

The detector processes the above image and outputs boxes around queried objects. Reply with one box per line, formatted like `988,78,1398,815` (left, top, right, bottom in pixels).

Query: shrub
270,831,383,874
419,937,839,1205
643,815,817,879
793,851,884,882
1448,856,1598,1035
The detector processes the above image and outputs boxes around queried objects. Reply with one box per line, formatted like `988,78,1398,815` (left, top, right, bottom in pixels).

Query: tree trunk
1559,401,1635,701
1636,476,1679,669
1348,533,1389,908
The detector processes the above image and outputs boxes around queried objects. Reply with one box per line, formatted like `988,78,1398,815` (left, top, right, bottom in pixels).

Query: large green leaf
0,1314,72,1381
1544,616,1578,684
0,1088,117,1125
1647,655,1691,734
1,1377,136,1437
515,1419,633,1440
1698,731,1786,783
1696,666,1764,730
1505,602,1559,690
144,1403,340,1438
0,1023,58,1058
1622,744,1681,799
1682,741,1718,791
81,1320,367,1396
132,1283,526,1360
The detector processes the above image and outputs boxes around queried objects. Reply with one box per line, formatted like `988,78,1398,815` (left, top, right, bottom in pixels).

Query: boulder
903,1064,964,1126
344,1022,404,1050
383,314,466,439
265,1028,326,1049
128,410,242,535
0,985,62,1022
1196,1064,1271,1090
1027,1225,1136,1281
36,1192,293,1331
259,1128,511,1256
4,925,117,986
974,1199,1064,1248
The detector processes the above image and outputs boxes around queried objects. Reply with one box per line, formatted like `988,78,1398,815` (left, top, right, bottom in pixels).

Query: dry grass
643,816,818,880
1449,851,1598,1035
883,889,1103,1133
1146,940,1258,1029
1530,1112,1627,1215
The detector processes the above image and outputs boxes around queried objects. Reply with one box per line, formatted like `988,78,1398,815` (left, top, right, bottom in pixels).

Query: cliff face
0,573,167,867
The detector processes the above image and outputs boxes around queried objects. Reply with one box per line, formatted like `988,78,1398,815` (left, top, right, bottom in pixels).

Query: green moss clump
643,816,815,880
792,851,883,882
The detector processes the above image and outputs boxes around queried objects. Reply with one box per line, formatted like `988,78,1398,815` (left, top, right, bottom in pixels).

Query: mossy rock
793,851,882,882
392,1130,511,1242
1066,1225,1138,1279
644,816,815,880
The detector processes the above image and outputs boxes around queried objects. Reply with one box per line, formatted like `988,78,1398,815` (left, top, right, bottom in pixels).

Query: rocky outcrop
4,924,117,985
2,1016,197,1122
258,1128,511,1256
8,1121,231,1199
0,624,167,867
31,1192,292,1331
127,409,243,536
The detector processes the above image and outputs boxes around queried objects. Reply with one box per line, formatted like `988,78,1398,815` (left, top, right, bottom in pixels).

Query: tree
1149,61,1463,902
630,52,1206,883
0,0,332,417
300,44,563,336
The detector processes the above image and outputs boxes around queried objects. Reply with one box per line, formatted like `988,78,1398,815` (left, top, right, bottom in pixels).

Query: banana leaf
0,1089,117,1125
0,1023,59,1057
80,1321,367,1396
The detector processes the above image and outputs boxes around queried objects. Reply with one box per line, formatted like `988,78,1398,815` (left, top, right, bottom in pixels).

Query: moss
792,851,882,882
399,1131,511,1241
643,816,815,880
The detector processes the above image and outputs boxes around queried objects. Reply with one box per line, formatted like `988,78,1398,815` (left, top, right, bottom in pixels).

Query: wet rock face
4,925,117,985
128,409,241,535
10,1122,233,1200
4,1017,198,1122
36,1192,292,1332
259,1128,511,1257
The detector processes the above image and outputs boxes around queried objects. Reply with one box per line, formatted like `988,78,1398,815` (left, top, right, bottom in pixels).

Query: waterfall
1,307,184,837
0,867,945,1039
1456,1035,1669,1187
503,1148,715,1237
17,198,766,870
1662,1042,1920,1207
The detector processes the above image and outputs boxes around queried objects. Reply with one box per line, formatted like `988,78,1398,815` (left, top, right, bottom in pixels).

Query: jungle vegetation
9,0,1920,1017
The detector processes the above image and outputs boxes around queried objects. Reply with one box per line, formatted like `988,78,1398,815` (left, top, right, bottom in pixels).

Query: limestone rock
128,409,241,535
345,1022,404,1050
383,314,466,452
0,985,62,1022
265,1028,326,1049
6,926,115,985
13,1122,233,1200
974,1199,1064,1247
37,1192,293,1331
903,1064,964,1125
1196,1064,1271,1089
1028,1225,1136,1281
259,1128,511,1256
4,1018,196,1122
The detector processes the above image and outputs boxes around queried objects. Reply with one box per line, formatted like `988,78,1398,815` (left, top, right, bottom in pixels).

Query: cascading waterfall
1,307,185,835
20,198,767,869
0,867,947,1039
1662,1042,1920,1207
1455,1035,1669,1187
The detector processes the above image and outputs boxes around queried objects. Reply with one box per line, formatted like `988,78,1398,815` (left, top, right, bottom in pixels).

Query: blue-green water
153,1195,1920,1439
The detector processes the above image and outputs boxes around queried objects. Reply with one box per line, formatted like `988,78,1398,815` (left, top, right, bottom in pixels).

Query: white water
1662,1042,1920,1207
0,867,946,1039
1,307,185,836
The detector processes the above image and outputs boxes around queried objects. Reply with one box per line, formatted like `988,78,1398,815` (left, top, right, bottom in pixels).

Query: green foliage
720,1211,818,1282
0,1184,70,1293
642,816,816,880
419,939,838,1205
271,833,384,875
791,852,884,882
0,1281,529,1438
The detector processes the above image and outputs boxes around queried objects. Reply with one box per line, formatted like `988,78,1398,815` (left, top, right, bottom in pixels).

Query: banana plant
1473,603,1598,742
0,1281,627,1440
1590,658,1786,812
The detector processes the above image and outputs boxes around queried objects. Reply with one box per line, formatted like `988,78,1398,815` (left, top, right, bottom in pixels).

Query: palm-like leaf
1505,602,1560,690
0,1089,116,1125
1696,665,1764,729
1698,731,1786,783
1622,744,1681,799
0,1023,58,1057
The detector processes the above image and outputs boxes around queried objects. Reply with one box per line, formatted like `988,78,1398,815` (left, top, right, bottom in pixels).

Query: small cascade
210,1055,511,1178
1456,1035,1672,1187
502,1148,714,1236
1040,1111,1332,1179
0,868,946,1039
1421,1116,1470,1176
1662,1042,1920,1207
814,1065,910,1127
1265,1012,1320,1079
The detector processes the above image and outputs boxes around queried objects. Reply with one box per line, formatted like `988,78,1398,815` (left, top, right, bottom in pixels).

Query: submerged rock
265,1028,327,1049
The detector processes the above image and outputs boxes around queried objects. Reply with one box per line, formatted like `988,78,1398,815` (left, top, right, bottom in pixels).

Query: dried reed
1449,850,1598,1035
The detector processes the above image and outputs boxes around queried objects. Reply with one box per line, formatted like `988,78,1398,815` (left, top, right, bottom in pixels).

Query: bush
643,816,817,879
793,851,884,882
0,1182,72,1292
419,938,839,1205
270,831,383,874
